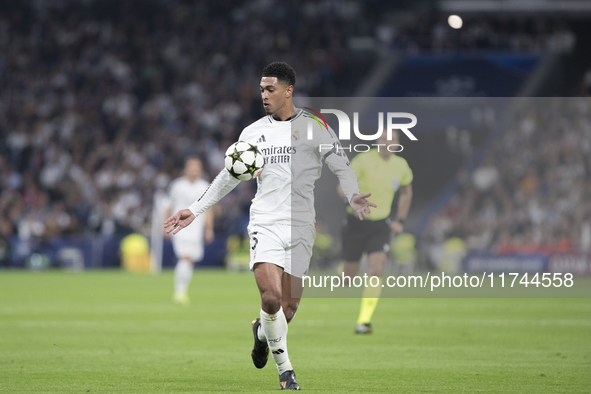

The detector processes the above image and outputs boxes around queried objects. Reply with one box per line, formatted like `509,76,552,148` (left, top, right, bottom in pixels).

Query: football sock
257,325,267,342
260,307,293,374
174,259,193,294
357,278,382,325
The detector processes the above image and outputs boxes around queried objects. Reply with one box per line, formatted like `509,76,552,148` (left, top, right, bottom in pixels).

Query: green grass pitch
0,270,590,393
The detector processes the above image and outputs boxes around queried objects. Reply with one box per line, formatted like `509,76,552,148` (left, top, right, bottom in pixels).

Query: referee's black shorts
341,214,390,262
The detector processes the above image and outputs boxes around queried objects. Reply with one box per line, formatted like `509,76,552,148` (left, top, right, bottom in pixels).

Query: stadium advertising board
463,254,549,273
548,254,591,275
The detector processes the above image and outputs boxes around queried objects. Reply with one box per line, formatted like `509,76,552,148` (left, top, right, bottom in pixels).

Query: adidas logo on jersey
257,135,266,143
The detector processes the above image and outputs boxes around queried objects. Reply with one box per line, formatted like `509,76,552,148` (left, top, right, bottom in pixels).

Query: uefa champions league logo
304,108,417,153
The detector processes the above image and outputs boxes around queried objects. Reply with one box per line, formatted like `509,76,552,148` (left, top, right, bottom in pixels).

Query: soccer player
165,157,214,305
164,62,375,390
340,131,413,334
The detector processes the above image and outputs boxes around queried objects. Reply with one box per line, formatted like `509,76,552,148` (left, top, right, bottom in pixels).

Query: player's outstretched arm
324,146,376,220
164,209,196,235
164,169,240,235
350,193,377,221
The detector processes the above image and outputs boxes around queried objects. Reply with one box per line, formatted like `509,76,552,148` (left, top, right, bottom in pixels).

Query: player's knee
260,289,281,314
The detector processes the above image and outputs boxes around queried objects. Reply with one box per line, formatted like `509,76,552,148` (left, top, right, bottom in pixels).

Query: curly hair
262,62,296,86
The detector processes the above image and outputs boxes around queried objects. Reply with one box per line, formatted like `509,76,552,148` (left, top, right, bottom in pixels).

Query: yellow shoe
173,291,190,305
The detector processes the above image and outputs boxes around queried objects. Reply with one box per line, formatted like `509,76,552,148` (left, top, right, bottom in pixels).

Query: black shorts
341,215,390,262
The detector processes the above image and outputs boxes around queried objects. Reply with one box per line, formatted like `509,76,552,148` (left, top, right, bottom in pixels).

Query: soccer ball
224,141,264,181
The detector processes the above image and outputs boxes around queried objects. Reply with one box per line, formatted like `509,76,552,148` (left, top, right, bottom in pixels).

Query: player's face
260,77,292,115
184,159,202,180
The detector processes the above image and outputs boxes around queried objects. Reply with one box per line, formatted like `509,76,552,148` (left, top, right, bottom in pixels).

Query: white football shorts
248,222,315,278
171,233,204,262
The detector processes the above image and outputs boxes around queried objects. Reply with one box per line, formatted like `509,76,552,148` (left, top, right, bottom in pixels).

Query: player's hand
390,220,404,235
164,209,196,235
349,193,377,221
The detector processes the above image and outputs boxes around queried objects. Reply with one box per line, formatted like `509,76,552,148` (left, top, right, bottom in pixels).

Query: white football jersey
239,110,358,226
189,109,359,227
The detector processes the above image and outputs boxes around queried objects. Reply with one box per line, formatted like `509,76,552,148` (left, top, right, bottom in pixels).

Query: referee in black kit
339,131,413,334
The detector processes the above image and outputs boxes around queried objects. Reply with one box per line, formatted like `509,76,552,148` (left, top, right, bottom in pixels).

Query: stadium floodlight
448,15,463,29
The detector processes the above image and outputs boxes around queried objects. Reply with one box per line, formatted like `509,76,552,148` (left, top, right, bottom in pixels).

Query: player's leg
356,219,390,333
281,224,313,324
248,225,283,371
173,255,194,305
248,224,302,389
253,262,298,389
172,234,202,305
281,271,302,323
339,216,373,332
340,214,365,287
356,251,387,330
172,236,196,305
254,262,283,314
275,273,302,388
171,234,202,305
250,262,281,368
342,260,361,285
367,251,387,277
267,223,315,389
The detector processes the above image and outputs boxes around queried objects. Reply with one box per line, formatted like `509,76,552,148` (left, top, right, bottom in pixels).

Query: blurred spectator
0,0,378,240
423,98,591,260
0,219,13,267
0,0,583,249
380,12,577,53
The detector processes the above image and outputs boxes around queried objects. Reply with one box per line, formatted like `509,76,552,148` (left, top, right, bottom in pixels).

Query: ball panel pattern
224,141,265,181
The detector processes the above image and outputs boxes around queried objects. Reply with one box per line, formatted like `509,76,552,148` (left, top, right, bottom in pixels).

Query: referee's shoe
251,318,269,368
355,323,373,334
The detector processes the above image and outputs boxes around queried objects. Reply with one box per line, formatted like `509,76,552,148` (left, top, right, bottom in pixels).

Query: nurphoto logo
305,108,418,153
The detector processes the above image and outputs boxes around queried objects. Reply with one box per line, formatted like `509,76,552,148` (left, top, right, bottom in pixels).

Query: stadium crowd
0,0,382,243
376,13,576,54
0,0,583,259
423,98,591,261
